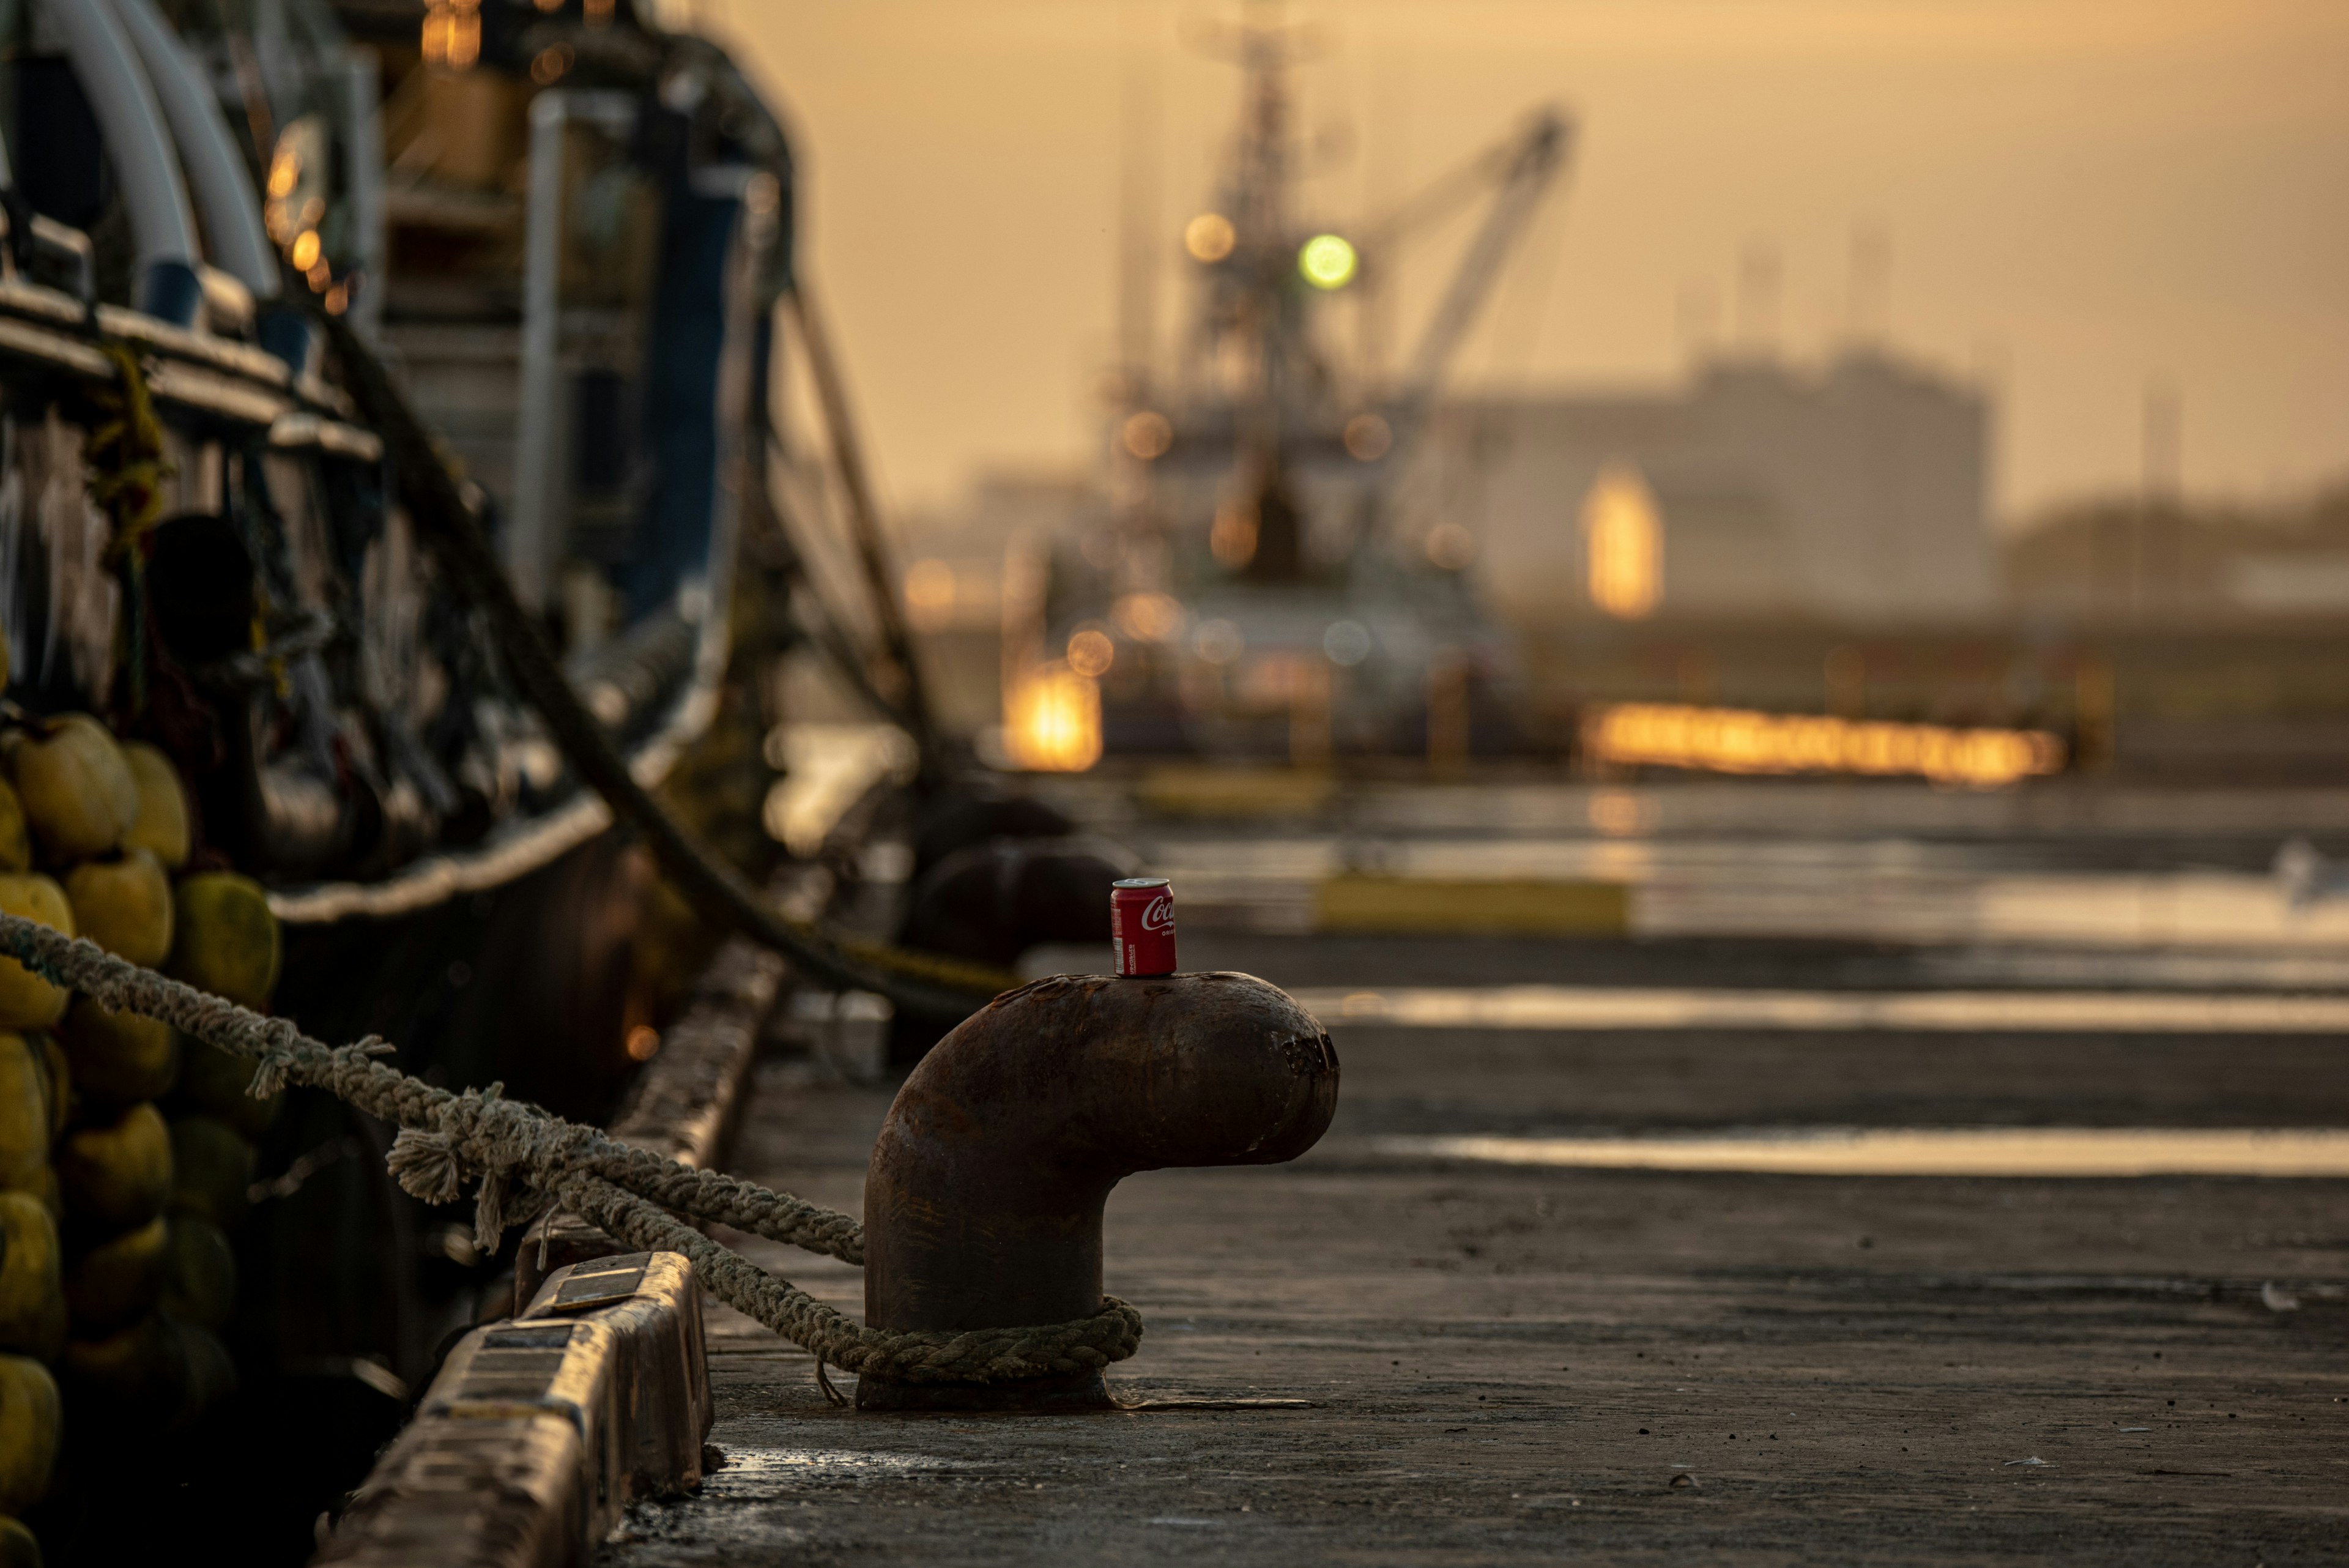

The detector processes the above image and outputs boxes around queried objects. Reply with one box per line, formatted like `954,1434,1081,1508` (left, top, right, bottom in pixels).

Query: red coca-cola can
1110,877,1177,976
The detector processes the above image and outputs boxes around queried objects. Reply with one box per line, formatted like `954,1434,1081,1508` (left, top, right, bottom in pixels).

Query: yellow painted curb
1315,875,1630,936
1138,766,1335,819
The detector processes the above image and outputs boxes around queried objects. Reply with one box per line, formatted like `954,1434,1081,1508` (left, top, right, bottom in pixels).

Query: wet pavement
1052,775,2349,952
601,781,2349,1564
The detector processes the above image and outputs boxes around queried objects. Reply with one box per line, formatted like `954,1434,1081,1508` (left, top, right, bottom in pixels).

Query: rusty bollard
858,971,1339,1410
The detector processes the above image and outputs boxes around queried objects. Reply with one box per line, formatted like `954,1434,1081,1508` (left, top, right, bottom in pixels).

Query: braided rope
565,1175,1139,1383
599,1157,866,1266
0,914,1137,1384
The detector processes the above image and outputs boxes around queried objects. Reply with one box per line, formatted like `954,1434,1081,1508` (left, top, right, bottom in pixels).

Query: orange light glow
289,230,321,271
1343,413,1392,461
1581,463,1662,619
1111,592,1185,643
421,1,481,70
1425,522,1475,571
1583,702,2066,789
1066,626,1115,678
904,557,956,630
1184,212,1236,263
1587,789,1649,836
1121,411,1173,460
1210,500,1258,568
1003,661,1102,773
625,1025,661,1061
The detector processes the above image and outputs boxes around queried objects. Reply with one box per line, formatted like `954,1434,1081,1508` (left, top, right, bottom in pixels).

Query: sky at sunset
704,0,2348,529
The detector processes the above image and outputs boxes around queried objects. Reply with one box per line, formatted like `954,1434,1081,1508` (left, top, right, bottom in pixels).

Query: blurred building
1425,349,1995,628
2003,480,2349,620
886,469,1106,734
896,467,1106,634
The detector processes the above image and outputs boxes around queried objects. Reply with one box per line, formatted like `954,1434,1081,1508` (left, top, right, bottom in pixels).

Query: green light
1297,233,1357,291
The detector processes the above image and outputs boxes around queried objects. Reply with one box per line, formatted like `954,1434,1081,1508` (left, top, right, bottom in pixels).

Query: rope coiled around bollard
0,914,1140,1386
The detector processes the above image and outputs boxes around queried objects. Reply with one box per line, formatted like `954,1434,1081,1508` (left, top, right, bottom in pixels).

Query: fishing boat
0,2,837,1558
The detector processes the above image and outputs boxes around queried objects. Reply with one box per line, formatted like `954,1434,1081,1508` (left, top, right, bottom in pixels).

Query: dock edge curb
316,1251,710,1568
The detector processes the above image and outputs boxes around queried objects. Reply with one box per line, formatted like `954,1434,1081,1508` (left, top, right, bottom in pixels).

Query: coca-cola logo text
1140,895,1174,932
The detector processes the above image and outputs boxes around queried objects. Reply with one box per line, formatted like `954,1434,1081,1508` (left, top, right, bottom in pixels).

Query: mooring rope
0,914,1140,1386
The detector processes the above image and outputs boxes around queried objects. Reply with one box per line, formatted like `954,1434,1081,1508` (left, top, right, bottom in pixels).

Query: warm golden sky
705,0,2347,525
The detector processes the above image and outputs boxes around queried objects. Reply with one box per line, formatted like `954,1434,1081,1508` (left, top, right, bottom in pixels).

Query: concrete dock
600,880,2349,1563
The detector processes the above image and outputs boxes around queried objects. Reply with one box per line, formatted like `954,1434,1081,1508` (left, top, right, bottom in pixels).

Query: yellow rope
831,930,1018,995
85,343,173,562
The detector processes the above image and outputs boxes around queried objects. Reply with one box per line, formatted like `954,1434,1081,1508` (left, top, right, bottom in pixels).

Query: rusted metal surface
859,970,1338,1410
318,1252,710,1568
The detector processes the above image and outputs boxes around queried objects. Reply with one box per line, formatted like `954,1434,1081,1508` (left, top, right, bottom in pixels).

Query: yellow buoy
15,1167,55,1224
7,716,138,864
0,1514,42,1568
34,1036,65,1142
62,1213,166,1332
56,1102,172,1233
160,1215,236,1332
0,779,29,874
61,998,176,1107
0,1036,49,1193
167,874,280,1011
0,877,73,1031
0,1354,59,1511
173,1318,235,1423
166,1116,251,1232
0,1192,63,1359
60,1310,174,1408
120,743,190,870
64,849,174,969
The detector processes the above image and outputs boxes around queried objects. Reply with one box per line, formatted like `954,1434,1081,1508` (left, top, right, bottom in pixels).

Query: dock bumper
316,1252,710,1568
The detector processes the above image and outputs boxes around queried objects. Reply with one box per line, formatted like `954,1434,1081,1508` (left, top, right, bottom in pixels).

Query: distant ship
1003,10,1570,772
